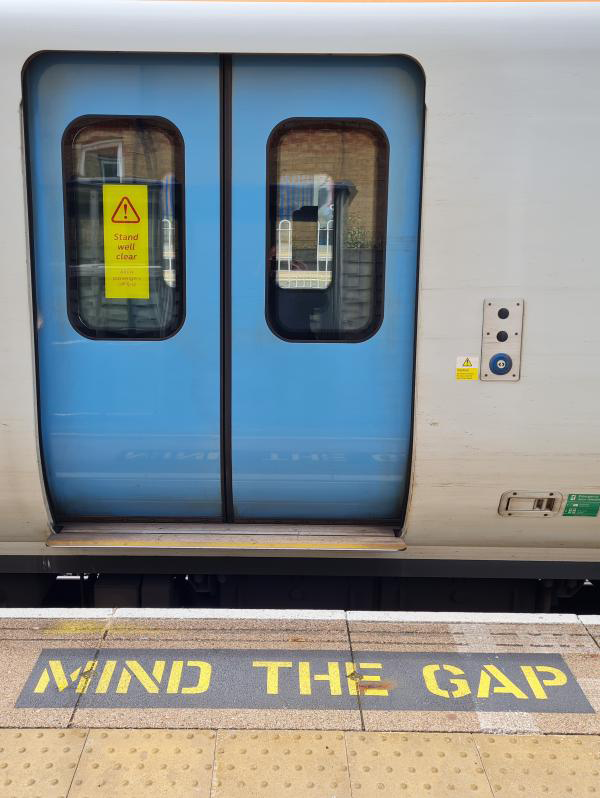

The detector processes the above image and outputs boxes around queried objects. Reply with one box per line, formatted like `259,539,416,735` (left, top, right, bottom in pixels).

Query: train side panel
0,1,598,559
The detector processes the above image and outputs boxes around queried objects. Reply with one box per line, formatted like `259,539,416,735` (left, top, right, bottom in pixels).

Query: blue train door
28,54,422,524
27,54,222,519
231,56,424,522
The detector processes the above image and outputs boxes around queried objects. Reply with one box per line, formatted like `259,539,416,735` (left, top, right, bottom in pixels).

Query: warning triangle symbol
462,357,473,367
111,196,141,224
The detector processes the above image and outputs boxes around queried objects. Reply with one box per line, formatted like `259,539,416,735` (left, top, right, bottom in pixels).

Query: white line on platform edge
0,608,114,618
0,608,590,625
346,611,581,624
112,608,347,620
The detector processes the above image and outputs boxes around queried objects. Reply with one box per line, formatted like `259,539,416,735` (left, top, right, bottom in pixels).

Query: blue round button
489,353,513,375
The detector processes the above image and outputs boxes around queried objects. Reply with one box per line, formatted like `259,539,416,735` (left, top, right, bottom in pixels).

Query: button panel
481,299,524,381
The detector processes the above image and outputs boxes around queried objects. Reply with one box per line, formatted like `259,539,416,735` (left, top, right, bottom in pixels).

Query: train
1,0,599,608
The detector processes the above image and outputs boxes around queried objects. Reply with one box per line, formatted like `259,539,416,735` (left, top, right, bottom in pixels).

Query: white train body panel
0,0,599,562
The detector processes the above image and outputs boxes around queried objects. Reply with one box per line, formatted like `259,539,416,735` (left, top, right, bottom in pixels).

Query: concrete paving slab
0,728,88,798
346,731,493,797
362,710,483,733
72,707,362,731
580,615,600,648
211,730,351,797
0,609,113,620
474,733,600,797
0,640,99,728
348,619,596,654
106,609,348,648
0,619,110,642
105,621,347,648
534,652,600,734
112,609,346,620
0,609,112,642
68,729,216,798
347,612,581,624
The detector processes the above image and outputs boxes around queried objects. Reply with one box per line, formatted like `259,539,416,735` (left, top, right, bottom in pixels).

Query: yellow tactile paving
3,728,600,796
475,734,600,797
0,728,88,798
211,729,352,797
68,729,216,797
346,731,493,796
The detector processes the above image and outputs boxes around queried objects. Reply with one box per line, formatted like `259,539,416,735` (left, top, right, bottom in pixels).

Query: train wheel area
0,610,599,796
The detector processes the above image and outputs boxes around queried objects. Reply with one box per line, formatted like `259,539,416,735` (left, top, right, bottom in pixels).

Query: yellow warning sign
102,184,149,299
456,355,479,380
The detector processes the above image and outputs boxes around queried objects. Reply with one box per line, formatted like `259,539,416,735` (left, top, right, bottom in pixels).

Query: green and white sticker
563,494,600,517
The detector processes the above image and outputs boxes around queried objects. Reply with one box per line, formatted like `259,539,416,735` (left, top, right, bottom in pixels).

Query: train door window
62,116,184,339
266,119,388,342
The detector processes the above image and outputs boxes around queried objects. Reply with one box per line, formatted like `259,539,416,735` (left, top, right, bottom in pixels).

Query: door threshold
46,523,406,552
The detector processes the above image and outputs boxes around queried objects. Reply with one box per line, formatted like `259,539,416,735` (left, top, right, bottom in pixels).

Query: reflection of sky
277,175,333,223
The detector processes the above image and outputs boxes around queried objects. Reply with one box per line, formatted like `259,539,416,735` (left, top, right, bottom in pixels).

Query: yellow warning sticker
102,184,149,299
456,355,479,380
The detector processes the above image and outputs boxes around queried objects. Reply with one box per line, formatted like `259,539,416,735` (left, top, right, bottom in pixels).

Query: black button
498,307,509,319
496,330,508,342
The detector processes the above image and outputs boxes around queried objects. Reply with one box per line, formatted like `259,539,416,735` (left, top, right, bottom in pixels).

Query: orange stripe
154,1,600,4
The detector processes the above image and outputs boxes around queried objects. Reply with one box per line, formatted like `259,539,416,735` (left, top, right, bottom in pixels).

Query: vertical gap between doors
220,55,234,522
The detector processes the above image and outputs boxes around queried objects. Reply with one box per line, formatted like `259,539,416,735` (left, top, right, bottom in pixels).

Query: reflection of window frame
62,114,186,341
266,117,389,343
78,139,124,180
317,218,334,271
277,219,292,270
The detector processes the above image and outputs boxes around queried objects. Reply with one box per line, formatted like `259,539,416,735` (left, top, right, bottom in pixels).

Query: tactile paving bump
211,729,352,797
475,734,600,797
346,731,493,796
68,729,216,797
0,728,88,798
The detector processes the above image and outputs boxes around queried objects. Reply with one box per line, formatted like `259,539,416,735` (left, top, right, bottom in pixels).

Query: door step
46,523,406,553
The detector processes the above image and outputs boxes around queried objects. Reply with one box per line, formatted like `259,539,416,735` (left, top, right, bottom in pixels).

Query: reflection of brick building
277,127,381,246
65,120,182,337
272,124,387,334
73,126,176,182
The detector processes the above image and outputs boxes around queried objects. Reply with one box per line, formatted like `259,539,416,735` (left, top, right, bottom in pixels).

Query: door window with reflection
63,116,184,339
267,119,388,342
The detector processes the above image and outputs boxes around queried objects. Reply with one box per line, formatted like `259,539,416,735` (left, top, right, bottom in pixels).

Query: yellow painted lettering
34,661,66,693
357,662,389,697
299,662,342,696
182,661,212,694
33,669,51,694
252,661,293,695
316,662,342,695
75,660,98,694
95,660,117,694
299,662,312,695
345,662,358,695
152,660,165,683
167,660,184,694
422,664,470,699
423,665,449,698
521,665,568,699
33,660,98,694
477,665,528,700
116,660,164,694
